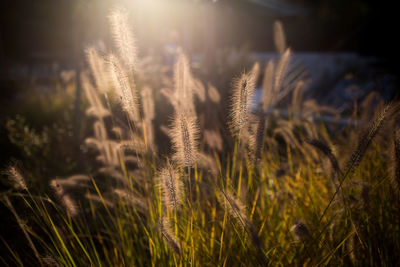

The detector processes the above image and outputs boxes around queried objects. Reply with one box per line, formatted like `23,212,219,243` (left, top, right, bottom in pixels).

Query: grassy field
1,7,399,267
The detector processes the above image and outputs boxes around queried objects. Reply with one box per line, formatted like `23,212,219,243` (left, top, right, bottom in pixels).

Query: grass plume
229,62,259,134
5,165,27,191
171,109,199,167
262,60,275,111
108,7,137,73
273,48,291,94
345,103,393,175
85,45,109,93
158,218,181,255
274,20,286,54
108,53,140,123
158,161,183,209
173,50,195,114
50,179,78,217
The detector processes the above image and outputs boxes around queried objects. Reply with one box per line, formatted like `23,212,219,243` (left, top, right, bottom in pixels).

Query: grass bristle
274,20,286,54
346,104,392,175
5,165,27,191
81,74,110,118
158,218,181,255
230,63,259,134
50,179,78,217
159,161,183,209
108,7,137,73
108,53,140,123
273,48,291,94
174,50,195,114
219,189,249,229
171,109,199,167
85,45,109,93
262,60,275,111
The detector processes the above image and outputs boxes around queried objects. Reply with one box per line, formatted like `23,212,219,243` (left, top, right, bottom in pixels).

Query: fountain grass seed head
171,109,199,168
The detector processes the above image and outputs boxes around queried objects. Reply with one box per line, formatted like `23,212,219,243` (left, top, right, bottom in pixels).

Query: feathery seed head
50,179,64,196
158,218,181,255
171,110,199,167
230,64,258,134
274,48,291,94
262,60,275,111
91,120,120,167
85,45,109,93
347,104,391,174
5,165,27,191
50,179,78,217
218,190,248,228
218,190,265,263
108,7,137,73
250,62,260,82
61,195,78,217
291,80,305,116
274,20,286,54
108,54,140,123
158,161,183,209
81,74,110,118
173,50,195,113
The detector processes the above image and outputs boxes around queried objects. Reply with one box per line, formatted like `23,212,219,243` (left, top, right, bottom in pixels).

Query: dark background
0,0,398,64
